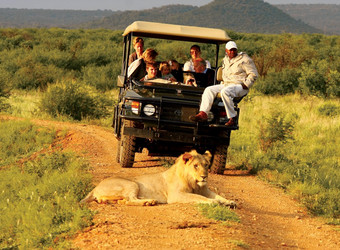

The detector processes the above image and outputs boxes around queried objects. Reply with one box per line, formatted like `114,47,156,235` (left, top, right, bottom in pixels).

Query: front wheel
119,119,137,168
210,144,228,174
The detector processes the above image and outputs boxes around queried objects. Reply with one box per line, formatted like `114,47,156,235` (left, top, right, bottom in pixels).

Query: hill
276,4,340,35
0,8,113,28
0,0,333,34
83,0,320,34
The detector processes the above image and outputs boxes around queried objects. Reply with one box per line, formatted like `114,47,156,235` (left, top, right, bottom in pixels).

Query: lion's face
179,150,212,188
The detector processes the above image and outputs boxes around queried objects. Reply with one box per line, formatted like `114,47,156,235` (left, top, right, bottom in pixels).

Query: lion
80,150,236,208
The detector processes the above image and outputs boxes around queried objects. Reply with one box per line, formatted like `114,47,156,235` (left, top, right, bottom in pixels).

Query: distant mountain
1,0,336,34
276,4,340,35
83,0,320,34
0,8,114,28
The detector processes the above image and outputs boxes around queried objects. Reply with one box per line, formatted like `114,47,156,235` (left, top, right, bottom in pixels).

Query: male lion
80,150,236,208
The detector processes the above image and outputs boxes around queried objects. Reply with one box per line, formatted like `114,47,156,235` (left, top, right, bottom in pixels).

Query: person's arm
127,59,142,78
183,61,192,72
242,56,259,89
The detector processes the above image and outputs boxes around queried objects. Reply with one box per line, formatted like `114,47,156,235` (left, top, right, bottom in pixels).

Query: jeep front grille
161,104,198,122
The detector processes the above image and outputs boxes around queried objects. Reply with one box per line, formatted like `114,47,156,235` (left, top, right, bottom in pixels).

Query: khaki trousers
199,84,248,119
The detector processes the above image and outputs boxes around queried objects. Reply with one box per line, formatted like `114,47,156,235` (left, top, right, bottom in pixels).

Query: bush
259,111,296,151
317,103,340,117
298,59,340,97
81,64,116,91
40,80,112,120
255,68,300,95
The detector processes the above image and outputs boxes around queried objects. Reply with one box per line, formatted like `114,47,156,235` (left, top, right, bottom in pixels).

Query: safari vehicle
113,21,242,174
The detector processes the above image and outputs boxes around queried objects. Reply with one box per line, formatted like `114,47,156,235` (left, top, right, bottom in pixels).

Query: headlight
131,101,140,115
143,104,156,116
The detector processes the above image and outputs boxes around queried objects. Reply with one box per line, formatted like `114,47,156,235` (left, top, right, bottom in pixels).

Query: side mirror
117,75,125,88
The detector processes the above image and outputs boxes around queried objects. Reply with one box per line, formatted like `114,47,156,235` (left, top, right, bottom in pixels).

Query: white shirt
183,59,211,72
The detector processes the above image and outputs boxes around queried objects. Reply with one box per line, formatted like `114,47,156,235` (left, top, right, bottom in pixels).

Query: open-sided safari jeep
113,21,242,174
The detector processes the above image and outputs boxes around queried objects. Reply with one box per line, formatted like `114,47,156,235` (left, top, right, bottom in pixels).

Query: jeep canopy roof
122,21,231,44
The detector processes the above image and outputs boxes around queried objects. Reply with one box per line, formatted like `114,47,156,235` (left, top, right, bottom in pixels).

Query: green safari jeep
113,21,242,174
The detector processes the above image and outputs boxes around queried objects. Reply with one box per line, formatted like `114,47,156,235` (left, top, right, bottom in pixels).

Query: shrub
255,68,300,95
40,80,112,120
259,111,296,151
317,103,340,117
81,64,116,91
297,59,339,97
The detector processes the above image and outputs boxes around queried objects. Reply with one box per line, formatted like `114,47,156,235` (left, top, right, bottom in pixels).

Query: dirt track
7,117,340,249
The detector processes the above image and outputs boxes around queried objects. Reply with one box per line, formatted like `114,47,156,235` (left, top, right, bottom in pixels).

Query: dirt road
15,118,340,249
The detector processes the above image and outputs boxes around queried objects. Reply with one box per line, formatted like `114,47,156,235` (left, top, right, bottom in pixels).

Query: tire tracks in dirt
2,116,339,249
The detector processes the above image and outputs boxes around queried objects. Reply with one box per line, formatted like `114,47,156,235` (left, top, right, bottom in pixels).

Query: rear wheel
210,144,228,174
119,119,137,168
115,139,121,163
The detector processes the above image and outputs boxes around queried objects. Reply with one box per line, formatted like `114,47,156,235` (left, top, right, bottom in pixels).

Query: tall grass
0,120,93,248
0,119,55,166
2,88,118,126
229,93,340,219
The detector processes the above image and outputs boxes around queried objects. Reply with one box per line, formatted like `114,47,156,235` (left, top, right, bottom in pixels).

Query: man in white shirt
183,45,211,72
190,41,258,127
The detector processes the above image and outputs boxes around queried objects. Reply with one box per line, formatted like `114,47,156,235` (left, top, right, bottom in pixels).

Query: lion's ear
182,153,193,164
203,150,212,163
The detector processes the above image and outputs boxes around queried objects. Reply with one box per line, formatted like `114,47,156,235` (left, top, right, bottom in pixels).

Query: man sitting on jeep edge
190,41,258,127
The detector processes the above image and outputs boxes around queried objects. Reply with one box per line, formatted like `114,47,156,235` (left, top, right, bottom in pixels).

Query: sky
0,0,339,11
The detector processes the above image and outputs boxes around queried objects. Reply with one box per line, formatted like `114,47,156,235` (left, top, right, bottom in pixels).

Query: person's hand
186,78,197,87
169,77,177,82
241,83,248,90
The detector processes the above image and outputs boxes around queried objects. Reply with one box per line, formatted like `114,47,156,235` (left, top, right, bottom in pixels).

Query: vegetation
229,94,340,220
197,203,240,223
0,120,93,248
40,80,112,120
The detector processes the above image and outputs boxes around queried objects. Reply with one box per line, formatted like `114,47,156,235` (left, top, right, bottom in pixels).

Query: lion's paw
219,199,237,209
143,199,158,206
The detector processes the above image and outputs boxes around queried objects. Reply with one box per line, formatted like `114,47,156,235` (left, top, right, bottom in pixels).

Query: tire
210,144,228,174
119,119,137,168
115,139,121,163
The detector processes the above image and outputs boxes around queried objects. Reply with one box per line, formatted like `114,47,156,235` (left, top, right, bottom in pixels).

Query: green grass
0,120,94,249
197,203,240,223
229,93,340,218
2,88,118,127
228,239,250,249
0,119,56,166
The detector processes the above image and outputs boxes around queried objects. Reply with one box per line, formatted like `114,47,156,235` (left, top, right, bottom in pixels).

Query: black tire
119,119,137,168
210,144,228,174
115,139,121,163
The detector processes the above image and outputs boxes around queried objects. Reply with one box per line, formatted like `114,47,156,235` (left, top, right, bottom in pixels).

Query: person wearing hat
190,41,258,127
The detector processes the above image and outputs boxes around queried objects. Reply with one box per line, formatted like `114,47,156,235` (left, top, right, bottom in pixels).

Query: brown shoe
225,117,236,127
189,111,208,122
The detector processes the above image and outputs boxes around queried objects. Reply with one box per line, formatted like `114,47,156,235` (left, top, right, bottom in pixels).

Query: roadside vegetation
0,27,339,239
0,120,94,248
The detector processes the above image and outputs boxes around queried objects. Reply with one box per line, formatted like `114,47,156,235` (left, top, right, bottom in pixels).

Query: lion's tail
80,190,95,204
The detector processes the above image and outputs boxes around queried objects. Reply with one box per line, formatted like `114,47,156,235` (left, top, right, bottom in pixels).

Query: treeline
0,28,339,99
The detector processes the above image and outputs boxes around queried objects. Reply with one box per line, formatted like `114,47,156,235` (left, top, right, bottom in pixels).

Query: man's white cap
226,41,237,50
